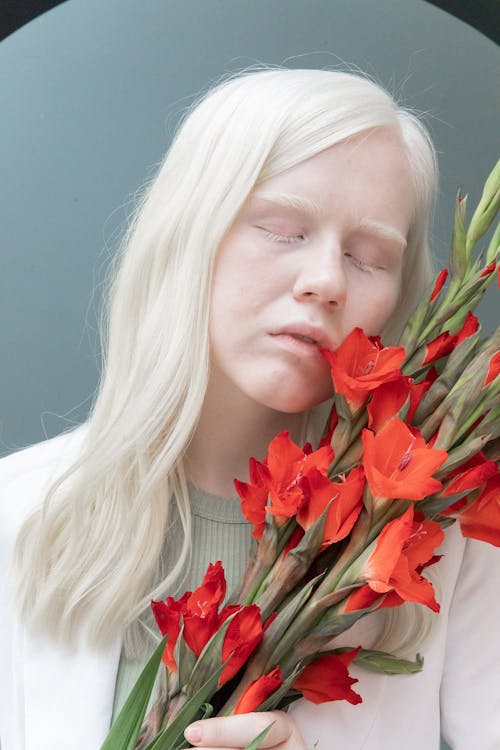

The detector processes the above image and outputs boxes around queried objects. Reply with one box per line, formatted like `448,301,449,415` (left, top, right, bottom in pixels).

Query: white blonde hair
15,66,438,653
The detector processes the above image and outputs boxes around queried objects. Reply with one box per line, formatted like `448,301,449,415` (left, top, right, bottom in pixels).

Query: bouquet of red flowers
102,161,499,750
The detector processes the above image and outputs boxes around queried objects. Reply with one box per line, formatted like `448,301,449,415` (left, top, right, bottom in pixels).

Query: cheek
210,257,246,331
353,277,402,335
377,285,401,326
211,241,271,313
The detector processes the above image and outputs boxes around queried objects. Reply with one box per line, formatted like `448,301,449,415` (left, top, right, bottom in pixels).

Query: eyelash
260,228,380,271
262,230,305,244
344,253,374,272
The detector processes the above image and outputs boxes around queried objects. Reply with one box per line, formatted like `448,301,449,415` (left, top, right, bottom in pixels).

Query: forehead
257,128,412,193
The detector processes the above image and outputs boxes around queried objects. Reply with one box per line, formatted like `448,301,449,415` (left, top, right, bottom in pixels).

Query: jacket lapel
21,624,121,750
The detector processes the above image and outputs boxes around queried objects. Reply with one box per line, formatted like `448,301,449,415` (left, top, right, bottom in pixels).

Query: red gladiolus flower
423,312,479,366
367,372,436,432
342,583,380,612
183,606,220,658
451,475,500,547
297,466,365,548
218,603,242,625
441,453,499,497
220,605,264,685
367,376,410,432
266,431,333,483
281,526,305,558
151,594,189,671
407,369,438,423
480,260,496,278
234,469,269,540
234,667,284,714
455,311,479,346
362,419,448,501
235,431,334,539
321,328,405,410
183,561,227,657
187,560,226,614
152,562,228,667
430,268,448,301
344,550,442,613
484,351,500,387
293,649,362,705
422,332,457,365
359,505,443,611
342,583,400,613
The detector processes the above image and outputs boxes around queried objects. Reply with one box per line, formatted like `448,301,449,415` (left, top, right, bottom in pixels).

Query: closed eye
344,252,377,271
260,228,305,244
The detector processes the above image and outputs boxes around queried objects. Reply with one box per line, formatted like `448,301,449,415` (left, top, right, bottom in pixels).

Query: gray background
1,0,498,460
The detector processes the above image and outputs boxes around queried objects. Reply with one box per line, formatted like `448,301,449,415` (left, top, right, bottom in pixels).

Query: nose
292,242,347,309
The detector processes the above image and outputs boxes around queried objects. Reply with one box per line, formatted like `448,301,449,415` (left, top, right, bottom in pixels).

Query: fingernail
185,723,202,743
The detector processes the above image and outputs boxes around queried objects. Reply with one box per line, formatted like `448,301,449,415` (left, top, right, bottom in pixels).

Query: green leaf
100,635,167,750
144,660,228,750
256,574,322,668
288,504,330,567
486,220,500,264
354,648,424,675
273,690,304,711
310,606,370,640
244,722,275,750
450,190,468,278
178,625,197,689
333,392,353,421
200,702,214,718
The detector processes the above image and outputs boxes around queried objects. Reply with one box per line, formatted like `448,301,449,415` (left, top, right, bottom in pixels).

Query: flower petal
322,328,405,409
293,650,362,705
220,605,264,685
234,667,284,714
362,420,447,501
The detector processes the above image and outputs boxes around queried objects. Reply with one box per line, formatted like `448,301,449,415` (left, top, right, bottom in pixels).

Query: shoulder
0,424,88,479
0,424,89,547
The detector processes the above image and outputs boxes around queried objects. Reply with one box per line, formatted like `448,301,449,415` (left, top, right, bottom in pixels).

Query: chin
256,384,334,415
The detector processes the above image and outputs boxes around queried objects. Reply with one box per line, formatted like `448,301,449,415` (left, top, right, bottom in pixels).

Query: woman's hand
182,710,308,749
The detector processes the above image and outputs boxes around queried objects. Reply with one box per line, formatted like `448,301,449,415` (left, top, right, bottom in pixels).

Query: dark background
1,0,497,44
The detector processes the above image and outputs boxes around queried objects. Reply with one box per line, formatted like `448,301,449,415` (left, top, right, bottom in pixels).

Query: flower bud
466,159,500,254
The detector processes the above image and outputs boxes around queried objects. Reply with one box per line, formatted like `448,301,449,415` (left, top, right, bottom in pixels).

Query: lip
270,323,334,350
270,334,325,359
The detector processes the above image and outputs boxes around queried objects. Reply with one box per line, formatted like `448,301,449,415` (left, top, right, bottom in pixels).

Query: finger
184,712,292,747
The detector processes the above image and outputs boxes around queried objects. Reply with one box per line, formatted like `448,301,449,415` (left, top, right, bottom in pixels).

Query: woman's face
209,127,415,414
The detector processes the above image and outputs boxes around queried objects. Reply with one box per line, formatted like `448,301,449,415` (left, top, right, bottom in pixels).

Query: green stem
242,520,297,605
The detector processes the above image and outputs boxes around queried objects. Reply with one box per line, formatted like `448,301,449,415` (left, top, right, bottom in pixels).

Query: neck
186,372,307,498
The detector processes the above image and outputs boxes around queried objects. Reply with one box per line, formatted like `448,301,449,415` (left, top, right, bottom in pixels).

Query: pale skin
184,127,415,748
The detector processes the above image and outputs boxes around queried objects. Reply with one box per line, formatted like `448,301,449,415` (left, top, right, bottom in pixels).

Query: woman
1,68,498,750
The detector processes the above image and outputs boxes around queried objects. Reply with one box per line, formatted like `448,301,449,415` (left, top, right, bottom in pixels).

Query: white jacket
1,427,499,750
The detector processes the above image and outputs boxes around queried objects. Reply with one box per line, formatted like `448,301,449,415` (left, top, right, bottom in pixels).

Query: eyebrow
250,191,325,218
357,218,407,251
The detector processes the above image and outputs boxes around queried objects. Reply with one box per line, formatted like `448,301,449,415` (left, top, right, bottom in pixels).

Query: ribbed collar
188,484,249,523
